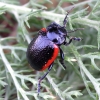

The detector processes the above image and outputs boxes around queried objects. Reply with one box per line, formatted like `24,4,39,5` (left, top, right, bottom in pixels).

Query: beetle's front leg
59,47,66,70
64,37,81,46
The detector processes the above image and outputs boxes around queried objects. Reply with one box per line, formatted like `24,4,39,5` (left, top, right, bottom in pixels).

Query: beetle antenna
63,7,74,28
67,28,84,33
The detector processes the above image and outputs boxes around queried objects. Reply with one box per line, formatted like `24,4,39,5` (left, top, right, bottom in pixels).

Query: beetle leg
64,37,81,46
37,64,53,95
59,47,66,69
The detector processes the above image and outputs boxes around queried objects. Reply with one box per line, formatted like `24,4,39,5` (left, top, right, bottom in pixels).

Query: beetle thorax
47,31,65,45
46,22,67,45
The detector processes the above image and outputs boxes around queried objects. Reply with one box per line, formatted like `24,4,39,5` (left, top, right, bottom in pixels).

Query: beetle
26,9,82,95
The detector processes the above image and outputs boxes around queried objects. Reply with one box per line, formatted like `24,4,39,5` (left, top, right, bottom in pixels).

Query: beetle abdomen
27,35,59,71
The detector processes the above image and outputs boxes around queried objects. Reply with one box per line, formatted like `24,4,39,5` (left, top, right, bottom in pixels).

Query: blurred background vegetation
0,0,100,100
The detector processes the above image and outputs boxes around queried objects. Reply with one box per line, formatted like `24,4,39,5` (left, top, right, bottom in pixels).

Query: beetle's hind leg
59,47,66,69
37,64,53,95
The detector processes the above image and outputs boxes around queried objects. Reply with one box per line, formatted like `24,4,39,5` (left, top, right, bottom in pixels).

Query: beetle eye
53,39,58,42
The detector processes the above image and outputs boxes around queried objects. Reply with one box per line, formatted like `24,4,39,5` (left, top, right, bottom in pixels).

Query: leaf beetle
26,8,82,95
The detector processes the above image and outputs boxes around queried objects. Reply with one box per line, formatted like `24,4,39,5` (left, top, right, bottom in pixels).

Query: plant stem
0,2,99,28
47,75,64,100
70,44,100,100
0,44,29,100
0,2,64,21
72,18,100,30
